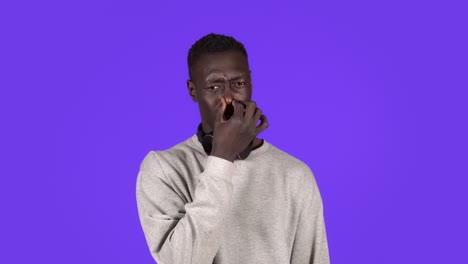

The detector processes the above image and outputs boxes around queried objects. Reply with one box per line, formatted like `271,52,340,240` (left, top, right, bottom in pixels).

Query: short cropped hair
187,33,248,79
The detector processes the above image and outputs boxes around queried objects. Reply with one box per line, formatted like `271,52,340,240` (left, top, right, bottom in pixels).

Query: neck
252,138,263,150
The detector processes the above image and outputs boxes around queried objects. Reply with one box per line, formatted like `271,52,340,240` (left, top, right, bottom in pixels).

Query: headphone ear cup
202,134,213,155
237,140,253,160
196,123,213,155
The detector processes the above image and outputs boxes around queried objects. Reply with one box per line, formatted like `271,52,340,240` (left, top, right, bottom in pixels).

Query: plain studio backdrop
1,0,467,263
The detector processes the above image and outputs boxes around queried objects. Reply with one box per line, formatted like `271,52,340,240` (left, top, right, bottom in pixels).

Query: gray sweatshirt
136,135,330,264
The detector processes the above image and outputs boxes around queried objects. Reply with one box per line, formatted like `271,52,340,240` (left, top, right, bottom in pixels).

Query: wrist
210,149,236,163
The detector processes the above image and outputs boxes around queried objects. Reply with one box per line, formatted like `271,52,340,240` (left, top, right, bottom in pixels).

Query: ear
187,80,198,102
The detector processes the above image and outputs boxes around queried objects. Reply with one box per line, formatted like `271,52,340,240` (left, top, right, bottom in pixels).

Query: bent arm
136,152,235,264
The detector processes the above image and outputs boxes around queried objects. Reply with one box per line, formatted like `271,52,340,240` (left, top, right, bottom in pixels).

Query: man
136,33,330,264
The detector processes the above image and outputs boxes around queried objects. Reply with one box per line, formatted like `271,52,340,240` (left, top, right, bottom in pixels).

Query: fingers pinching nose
221,98,226,111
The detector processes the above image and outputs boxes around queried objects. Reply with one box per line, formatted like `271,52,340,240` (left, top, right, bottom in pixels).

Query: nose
222,82,235,104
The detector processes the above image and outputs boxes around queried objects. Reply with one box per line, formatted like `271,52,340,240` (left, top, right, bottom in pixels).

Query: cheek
198,96,222,116
236,88,252,101
199,95,220,107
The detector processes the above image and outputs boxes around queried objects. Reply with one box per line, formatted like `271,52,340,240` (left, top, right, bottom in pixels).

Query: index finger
232,99,245,120
255,114,269,135
243,101,257,122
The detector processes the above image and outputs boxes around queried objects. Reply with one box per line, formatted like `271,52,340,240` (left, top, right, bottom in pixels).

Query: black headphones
196,123,253,160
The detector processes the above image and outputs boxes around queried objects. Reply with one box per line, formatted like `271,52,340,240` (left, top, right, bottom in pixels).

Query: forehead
193,50,250,81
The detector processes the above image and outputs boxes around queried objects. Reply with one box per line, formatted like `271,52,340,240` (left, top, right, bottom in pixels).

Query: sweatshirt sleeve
290,169,330,264
136,151,235,264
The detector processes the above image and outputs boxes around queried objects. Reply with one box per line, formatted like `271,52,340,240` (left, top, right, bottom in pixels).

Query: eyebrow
206,74,247,83
206,77,225,83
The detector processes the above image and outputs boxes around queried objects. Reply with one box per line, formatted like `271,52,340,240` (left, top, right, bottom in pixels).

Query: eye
235,81,247,87
206,85,220,91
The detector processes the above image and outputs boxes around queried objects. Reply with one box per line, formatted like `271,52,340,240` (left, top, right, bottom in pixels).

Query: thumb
216,98,227,121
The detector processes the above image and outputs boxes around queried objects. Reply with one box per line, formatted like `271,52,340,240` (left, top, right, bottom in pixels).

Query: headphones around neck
196,123,253,160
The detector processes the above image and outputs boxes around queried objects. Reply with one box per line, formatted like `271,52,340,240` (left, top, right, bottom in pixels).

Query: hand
211,98,268,162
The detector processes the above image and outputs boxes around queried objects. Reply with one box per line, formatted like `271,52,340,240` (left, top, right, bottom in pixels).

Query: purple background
1,0,467,263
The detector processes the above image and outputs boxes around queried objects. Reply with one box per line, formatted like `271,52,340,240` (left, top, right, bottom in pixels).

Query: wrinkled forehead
194,50,250,81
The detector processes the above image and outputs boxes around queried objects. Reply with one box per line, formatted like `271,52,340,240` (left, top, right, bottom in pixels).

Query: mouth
223,103,234,120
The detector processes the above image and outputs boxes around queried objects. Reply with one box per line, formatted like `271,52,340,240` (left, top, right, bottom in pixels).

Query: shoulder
139,135,203,173
267,144,323,204
260,142,321,207
263,142,319,193
266,143,315,177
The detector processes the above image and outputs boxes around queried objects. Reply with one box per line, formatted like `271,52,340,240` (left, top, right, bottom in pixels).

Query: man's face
187,50,252,133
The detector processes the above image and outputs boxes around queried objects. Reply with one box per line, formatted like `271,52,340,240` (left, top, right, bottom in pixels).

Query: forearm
137,154,235,264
